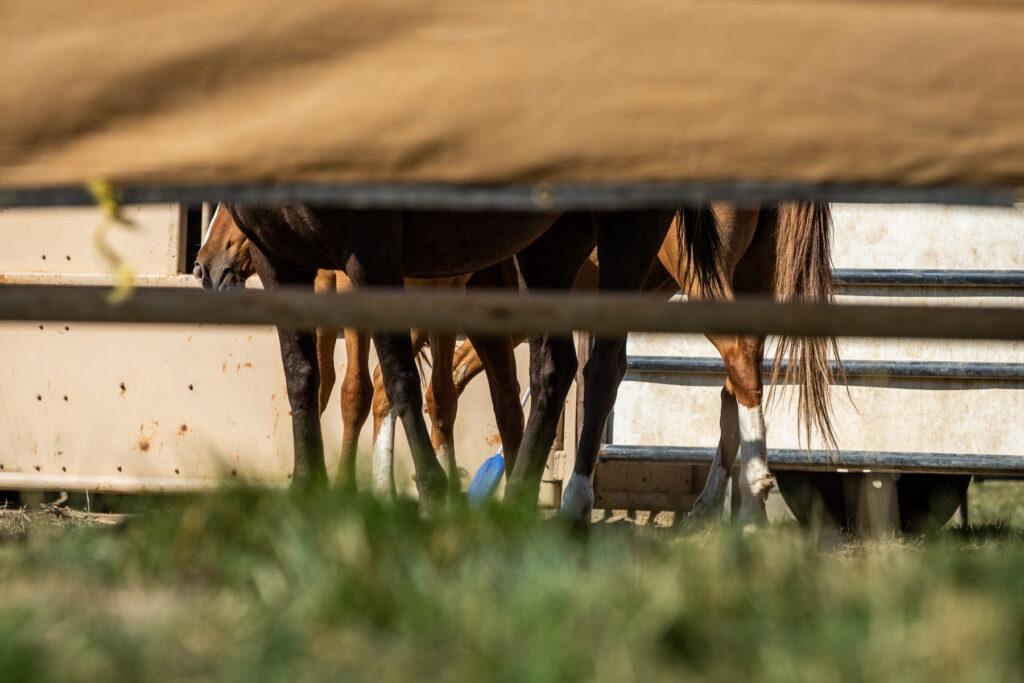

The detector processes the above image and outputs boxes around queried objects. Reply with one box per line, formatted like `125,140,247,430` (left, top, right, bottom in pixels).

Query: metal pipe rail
833,269,1024,288
624,357,1024,381
0,181,1016,210
599,445,1024,477
1,285,1024,340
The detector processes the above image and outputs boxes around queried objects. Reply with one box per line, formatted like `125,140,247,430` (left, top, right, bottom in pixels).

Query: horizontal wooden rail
0,285,1023,340
600,445,1024,477
625,357,1024,381
0,181,1016,209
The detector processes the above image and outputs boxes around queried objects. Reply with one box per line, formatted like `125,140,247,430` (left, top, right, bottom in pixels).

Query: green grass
2,486,1024,683
969,480,1024,529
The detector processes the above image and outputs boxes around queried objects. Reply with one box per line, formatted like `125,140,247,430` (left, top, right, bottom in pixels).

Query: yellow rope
87,180,136,304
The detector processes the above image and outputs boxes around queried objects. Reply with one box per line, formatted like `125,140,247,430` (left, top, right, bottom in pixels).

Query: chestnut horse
194,205,719,510
432,203,838,524
565,203,838,524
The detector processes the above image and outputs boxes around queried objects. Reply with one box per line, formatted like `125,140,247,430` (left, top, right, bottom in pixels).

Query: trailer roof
2,0,1023,201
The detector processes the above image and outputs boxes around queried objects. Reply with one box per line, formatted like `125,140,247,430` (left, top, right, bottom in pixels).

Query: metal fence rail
599,445,1023,477
625,357,1024,381
0,181,1017,210
833,269,1024,288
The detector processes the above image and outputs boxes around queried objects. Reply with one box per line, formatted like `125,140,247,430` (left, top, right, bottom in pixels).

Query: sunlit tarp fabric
2,0,1022,190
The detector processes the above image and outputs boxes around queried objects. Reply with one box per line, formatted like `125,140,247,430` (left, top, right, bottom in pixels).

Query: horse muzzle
194,261,246,291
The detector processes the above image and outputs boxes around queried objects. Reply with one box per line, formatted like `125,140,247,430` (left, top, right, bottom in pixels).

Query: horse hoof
289,468,329,493
560,473,595,528
415,470,449,511
736,502,769,528
688,496,725,523
333,477,358,496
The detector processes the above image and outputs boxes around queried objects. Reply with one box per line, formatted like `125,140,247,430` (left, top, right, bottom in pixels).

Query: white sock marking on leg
560,472,595,524
372,411,397,495
737,404,771,525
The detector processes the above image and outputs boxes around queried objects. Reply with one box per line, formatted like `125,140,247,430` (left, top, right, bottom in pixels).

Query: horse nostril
193,262,204,281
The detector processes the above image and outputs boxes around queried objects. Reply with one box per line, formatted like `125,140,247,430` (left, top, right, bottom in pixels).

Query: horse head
194,204,255,290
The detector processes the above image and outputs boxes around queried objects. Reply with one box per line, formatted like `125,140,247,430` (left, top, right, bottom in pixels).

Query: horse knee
340,368,373,426
583,338,627,384
382,370,422,415
318,367,337,414
371,382,391,439
320,362,337,393
530,339,577,404
285,359,318,405
427,389,456,431
722,344,763,408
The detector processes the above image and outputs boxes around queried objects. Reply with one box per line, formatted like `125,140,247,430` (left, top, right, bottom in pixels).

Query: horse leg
370,329,429,495
505,212,596,505
316,327,338,414
454,258,519,399
314,270,340,413
453,342,485,395
253,257,326,489
721,336,772,525
689,381,740,521
336,327,371,489
466,333,523,475
370,368,397,495
461,258,524,475
326,270,370,489
346,221,446,507
425,332,460,490
691,297,768,520
662,205,770,523
561,210,674,525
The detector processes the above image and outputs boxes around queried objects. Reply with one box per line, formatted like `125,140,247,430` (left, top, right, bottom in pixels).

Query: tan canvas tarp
2,0,1023,191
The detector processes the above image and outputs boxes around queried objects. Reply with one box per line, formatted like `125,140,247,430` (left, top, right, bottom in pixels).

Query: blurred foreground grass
1,484,1023,683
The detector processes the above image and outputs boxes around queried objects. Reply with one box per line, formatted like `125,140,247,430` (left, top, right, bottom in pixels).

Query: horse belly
399,212,557,278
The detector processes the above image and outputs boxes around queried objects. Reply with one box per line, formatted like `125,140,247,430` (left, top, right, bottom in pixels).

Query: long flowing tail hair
767,202,845,451
675,206,722,295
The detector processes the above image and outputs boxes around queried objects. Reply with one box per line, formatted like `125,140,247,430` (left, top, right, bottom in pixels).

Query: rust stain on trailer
137,422,158,453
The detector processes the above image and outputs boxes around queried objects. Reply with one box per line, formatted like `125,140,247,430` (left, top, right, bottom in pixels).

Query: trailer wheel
775,471,969,534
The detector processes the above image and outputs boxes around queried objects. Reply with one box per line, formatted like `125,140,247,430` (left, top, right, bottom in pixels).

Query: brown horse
196,203,833,524
194,205,719,509
443,203,838,524
195,206,524,493
365,260,523,494
676,203,839,524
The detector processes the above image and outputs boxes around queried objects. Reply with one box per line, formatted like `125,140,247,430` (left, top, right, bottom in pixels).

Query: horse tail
767,202,845,451
415,344,431,386
675,206,722,296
